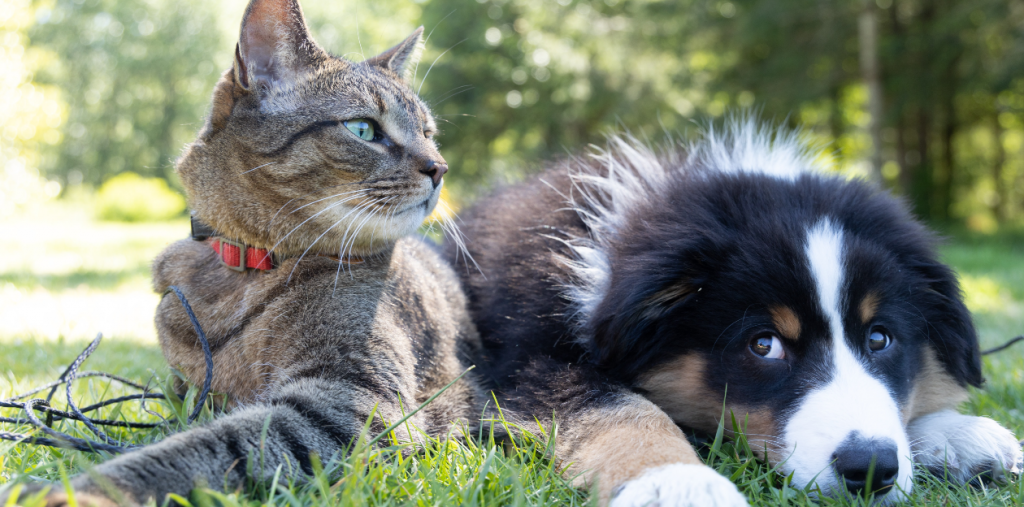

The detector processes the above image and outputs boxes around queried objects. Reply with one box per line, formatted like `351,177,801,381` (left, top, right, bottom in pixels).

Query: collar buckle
217,237,248,272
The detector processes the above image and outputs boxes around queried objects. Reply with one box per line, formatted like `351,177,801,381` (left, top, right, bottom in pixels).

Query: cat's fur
4,0,481,505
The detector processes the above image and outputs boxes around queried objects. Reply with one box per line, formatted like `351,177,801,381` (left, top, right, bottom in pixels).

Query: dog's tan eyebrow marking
770,306,801,340
648,282,695,307
859,292,880,325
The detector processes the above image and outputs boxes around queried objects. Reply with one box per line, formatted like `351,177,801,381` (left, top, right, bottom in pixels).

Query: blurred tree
708,0,1024,223
0,0,64,217
418,0,719,197
29,0,223,187
21,0,1024,227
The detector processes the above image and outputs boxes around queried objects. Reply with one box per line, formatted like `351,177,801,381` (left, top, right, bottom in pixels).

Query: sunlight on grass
960,274,1021,316
0,203,187,345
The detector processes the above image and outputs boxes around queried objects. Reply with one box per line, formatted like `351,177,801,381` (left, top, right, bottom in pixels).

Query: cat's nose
420,160,447,188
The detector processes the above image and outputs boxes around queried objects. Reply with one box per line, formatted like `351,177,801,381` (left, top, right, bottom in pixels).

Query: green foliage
19,0,1024,222
701,0,1024,224
28,0,224,186
418,0,714,196
416,0,1024,222
94,172,185,222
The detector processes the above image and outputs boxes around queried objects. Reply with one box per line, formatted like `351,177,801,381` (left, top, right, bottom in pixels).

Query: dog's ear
586,236,714,381
913,260,983,387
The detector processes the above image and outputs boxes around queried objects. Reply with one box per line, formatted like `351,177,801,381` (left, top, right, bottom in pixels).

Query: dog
449,119,1023,505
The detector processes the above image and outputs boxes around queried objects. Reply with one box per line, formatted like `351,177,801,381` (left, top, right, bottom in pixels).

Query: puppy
449,120,1022,506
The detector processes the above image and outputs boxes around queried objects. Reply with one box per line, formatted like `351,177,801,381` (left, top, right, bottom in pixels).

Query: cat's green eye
344,119,375,141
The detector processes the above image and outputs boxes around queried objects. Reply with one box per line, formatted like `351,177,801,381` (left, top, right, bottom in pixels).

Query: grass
1,205,1023,506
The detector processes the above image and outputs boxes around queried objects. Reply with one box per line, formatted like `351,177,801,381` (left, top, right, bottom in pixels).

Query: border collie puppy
450,120,1022,506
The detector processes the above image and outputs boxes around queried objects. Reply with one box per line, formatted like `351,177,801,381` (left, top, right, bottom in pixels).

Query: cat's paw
908,409,1023,484
610,463,749,507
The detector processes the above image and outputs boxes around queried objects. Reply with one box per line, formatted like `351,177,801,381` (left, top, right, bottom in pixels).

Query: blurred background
0,0,1022,386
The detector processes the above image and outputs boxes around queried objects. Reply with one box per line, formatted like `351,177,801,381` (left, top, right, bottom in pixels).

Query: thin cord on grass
3,372,150,402
64,334,122,446
0,288,215,451
982,335,1024,355
11,399,129,454
166,285,213,424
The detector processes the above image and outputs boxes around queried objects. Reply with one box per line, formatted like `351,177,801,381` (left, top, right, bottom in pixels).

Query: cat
2,0,482,505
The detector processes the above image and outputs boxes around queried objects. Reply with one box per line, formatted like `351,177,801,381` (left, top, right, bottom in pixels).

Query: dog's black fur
453,152,980,417
446,129,1009,504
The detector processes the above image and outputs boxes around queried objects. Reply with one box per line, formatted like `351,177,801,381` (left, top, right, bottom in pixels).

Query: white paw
907,409,1023,483
610,463,749,507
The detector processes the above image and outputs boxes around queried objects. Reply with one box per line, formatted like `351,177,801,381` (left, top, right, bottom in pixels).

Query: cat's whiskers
241,161,277,174
432,117,466,131
428,85,474,108
337,199,378,276
270,192,369,258
417,38,468,96
350,196,394,260
369,196,402,255
332,198,389,291
268,185,367,228
413,9,456,86
287,196,384,284
333,197,391,290
286,188,371,216
433,199,479,273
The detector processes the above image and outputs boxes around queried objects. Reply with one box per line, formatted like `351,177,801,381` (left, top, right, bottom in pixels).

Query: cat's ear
366,27,424,82
234,0,320,91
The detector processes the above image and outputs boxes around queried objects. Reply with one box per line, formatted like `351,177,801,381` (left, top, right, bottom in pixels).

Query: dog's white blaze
780,220,913,501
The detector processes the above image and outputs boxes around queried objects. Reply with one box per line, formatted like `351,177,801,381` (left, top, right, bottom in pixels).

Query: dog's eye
750,334,786,360
868,327,892,352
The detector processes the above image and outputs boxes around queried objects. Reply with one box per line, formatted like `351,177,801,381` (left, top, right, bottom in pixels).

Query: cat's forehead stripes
375,89,434,148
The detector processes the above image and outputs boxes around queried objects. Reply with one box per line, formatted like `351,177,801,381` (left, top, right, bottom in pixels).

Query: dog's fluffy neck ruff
561,119,824,335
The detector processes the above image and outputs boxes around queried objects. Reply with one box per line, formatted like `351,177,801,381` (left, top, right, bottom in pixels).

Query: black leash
982,335,1024,356
0,286,213,454
167,285,214,424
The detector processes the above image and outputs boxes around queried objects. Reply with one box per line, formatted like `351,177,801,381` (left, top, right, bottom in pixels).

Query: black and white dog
450,120,1022,506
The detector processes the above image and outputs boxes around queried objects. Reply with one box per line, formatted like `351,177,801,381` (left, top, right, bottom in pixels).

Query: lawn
1,206,1022,506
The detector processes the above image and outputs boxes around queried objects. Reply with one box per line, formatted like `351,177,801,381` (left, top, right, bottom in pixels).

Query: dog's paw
610,463,749,507
908,409,1023,484
0,483,120,507
40,492,119,507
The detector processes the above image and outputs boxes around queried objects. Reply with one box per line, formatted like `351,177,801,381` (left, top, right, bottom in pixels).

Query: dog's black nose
833,435,900,496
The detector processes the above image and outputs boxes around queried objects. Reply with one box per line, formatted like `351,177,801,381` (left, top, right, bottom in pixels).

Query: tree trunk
938,94,954,223
829,85,843,146
911,108,933,220
896,113,910,193
859,0,884,184
992,110,1008,222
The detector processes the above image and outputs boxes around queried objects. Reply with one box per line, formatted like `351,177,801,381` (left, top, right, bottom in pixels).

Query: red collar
192,215,362,272
210,237,274,271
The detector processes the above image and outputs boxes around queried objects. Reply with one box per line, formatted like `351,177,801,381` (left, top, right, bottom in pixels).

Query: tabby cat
3,0,482,504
